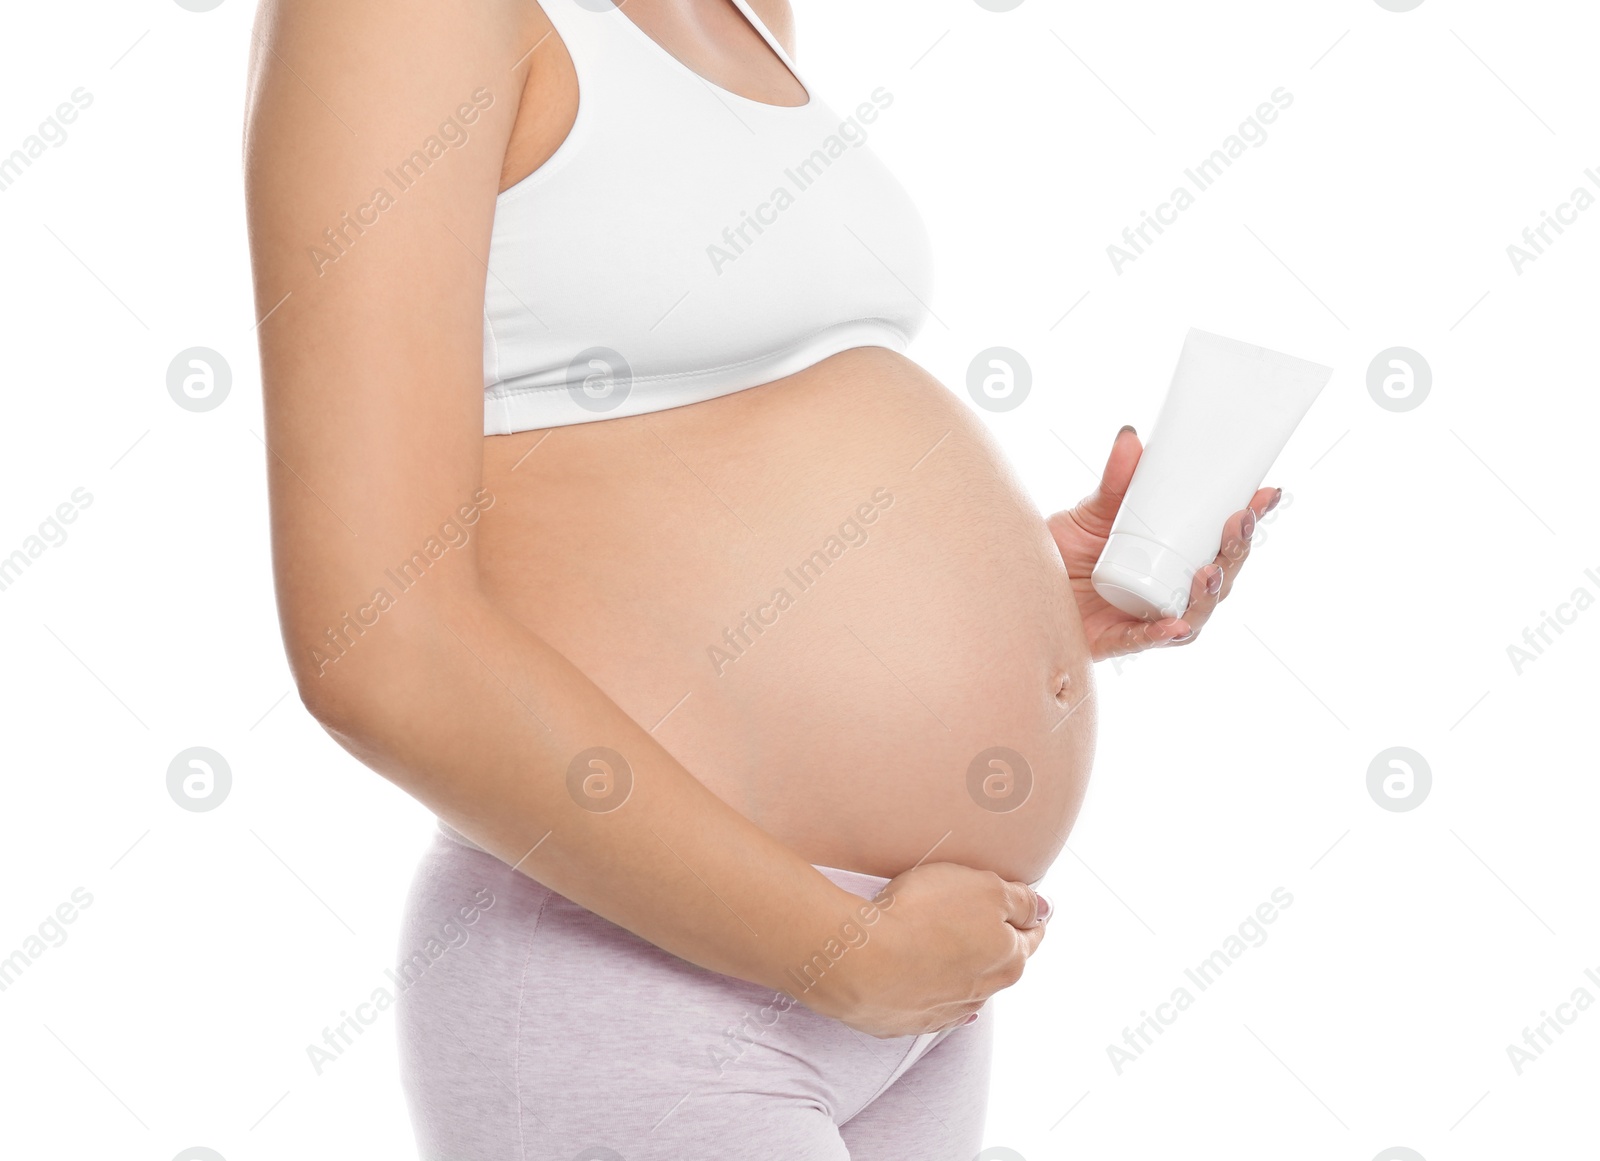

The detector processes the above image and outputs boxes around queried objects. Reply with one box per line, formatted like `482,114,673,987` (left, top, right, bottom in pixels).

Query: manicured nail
1170,628,1194,644
1205,567,1223,596
1118,424,1136,437
1266,488,1282,513
1241,508,1257,540
963,1012,980,1025
1035,891,1053,923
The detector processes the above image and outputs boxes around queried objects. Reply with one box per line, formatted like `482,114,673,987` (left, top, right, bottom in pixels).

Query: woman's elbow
288,617,416,739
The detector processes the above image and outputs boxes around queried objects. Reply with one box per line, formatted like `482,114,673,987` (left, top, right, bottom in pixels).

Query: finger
1002,879,1047,929
1100,425,1143,497
1210,505,1259,602
937,1005,986,1033
1252,485,1281,516
1014,920,1047,961
1094,614,1190,658
1069,425,1143,533
1173,561,1226,641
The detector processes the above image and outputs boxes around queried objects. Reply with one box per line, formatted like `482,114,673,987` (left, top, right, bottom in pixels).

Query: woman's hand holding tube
802,862,1052,1038
1048,425,1279,660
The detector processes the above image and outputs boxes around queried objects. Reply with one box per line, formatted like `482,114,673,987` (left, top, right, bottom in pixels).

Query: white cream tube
1091,328,1333,621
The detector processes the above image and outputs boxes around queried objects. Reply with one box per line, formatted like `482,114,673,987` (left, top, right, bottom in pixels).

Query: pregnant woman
244,0,1273,1155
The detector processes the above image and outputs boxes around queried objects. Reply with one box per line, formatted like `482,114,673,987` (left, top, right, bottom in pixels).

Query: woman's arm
244,0,1044,1037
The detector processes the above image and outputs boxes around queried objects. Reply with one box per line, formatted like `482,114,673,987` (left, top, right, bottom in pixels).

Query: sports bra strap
536,0,809,102
723,0,809,88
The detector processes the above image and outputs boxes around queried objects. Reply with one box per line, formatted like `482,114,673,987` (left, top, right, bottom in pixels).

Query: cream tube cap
1090,533,1194,622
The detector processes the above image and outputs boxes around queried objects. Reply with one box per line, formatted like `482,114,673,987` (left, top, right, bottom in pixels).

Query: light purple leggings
395,820,993,1160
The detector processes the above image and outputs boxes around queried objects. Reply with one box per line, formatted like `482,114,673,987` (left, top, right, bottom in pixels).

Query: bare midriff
477,348,1096,885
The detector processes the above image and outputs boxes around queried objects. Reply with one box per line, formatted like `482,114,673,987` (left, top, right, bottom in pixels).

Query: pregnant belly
477,347,1097,885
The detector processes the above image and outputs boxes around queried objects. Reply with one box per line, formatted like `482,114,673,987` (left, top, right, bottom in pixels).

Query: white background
1,1,1595,1159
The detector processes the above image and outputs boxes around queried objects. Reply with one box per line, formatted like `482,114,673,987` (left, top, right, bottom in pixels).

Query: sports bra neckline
496,0,813,204
479,0,935,435
610,0,814,112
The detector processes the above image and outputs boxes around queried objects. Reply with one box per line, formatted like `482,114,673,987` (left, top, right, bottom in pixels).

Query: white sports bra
481,0,935,434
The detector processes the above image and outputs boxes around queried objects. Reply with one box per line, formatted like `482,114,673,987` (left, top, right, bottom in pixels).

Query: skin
243,0,1268,1040
480,348,1098,887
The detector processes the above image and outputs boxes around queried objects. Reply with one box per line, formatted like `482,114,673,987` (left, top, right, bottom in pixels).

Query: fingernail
1241,508,1257,540
963,1012,980,1025
1205,567,1222,595
1035,891,1053,923
1266,488,1282,513
1118,424,1136,437
1169,628,1193,644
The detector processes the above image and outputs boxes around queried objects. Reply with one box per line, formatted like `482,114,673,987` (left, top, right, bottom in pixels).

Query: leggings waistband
434,816,893,901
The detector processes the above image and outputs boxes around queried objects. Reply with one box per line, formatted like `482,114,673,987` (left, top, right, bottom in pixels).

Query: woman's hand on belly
808,861,1052,1038
1049,425,1281,660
